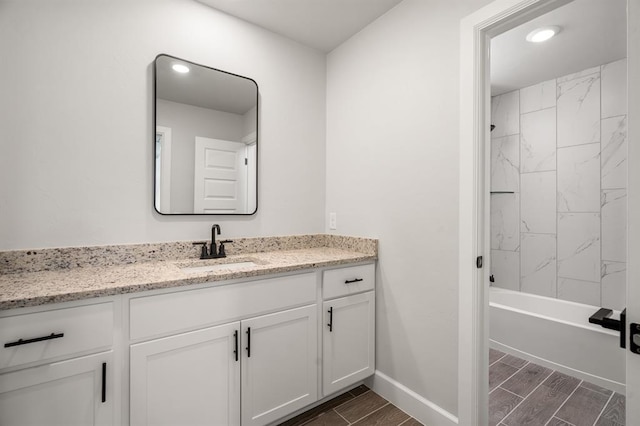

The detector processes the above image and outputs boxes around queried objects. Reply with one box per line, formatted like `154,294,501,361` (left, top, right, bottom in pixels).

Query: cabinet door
0,351,114,426
323,291,375,396
241,305,318,426
130,322,240,426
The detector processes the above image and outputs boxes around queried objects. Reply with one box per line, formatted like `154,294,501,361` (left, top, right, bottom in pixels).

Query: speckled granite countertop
0,235,377,310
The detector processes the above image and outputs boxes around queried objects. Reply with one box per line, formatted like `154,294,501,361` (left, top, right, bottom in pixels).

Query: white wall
326,0,493,416
0,0,326,250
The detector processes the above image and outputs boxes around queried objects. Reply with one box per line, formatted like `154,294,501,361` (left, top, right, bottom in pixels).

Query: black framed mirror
154,54,258,215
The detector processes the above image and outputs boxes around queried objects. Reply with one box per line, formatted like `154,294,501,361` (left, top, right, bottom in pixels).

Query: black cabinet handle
101,362,107,403
246,327,251,358
4,332,64,348
233,330,239,362
327,307,333,332
345,278,363,284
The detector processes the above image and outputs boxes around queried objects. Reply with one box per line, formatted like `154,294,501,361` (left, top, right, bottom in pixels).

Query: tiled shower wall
490,58,627,310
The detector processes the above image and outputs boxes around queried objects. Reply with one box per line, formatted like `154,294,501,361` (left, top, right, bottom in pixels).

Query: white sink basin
179,261,258,274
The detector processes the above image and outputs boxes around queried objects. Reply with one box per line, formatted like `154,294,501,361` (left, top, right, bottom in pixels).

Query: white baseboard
365,370,458,426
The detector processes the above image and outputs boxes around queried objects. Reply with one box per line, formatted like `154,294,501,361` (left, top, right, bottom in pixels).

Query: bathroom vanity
0,235,376,426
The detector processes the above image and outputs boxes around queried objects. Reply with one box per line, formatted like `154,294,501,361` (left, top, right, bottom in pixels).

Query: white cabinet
0,351,114,426
322,264,376,397
322,291,375,396
129,304,318,426
128,273,318,426
130,322,241,426
241,305,317,426
0,301,116,426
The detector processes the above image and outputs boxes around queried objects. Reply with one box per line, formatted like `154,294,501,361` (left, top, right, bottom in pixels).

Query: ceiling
196,0,403,52
156,56,257,114
194,0,626,95
491,0,626,95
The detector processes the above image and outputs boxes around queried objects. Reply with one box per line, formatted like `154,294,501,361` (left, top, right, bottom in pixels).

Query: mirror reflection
154,54,258,215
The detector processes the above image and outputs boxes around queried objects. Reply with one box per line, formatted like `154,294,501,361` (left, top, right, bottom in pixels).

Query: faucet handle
218,240,233,257
192,241,209,259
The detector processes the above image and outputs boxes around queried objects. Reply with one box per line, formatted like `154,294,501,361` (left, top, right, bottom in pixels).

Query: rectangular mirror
154,54,258,215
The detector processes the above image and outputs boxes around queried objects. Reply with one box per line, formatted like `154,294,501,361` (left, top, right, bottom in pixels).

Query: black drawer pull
4,332,64,348
345,278,363,284
328,307,333,332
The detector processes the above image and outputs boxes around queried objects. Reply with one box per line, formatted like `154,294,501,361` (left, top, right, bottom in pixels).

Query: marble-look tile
602,189,626,262
557,74,600,147
557,66,600,84
601,58,627,119
601,115,627,190
521,171,556,234
521,233,556,297
491,250,520,291
491,90,519,138
602,261,626,311
557,277,600,306
520,79,556,114
491,193,520,251
521,107,556,172
557,213,600,282
557,143,601,212
491,135,520,192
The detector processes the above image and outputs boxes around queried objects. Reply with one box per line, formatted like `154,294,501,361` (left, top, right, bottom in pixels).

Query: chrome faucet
192,224,232,259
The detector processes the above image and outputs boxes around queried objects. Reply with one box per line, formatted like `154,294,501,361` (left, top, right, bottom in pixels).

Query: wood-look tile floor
278,385,423,426
490,349,626,426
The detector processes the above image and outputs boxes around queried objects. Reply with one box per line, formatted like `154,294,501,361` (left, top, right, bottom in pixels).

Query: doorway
458,0,640,425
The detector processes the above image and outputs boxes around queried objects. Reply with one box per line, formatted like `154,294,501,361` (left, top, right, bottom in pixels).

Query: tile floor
278,385,422,426
280,351,626,426
490,349,626,426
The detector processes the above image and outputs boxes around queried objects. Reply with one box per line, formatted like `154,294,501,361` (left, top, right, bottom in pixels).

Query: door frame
458,0,639,424
155,126,172,213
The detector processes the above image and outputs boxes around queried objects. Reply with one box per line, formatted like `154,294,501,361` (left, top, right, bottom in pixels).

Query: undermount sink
177,259,260,274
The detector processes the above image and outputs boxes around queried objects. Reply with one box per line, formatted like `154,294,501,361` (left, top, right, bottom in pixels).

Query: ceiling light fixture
526,26,560,43
172,63,190,73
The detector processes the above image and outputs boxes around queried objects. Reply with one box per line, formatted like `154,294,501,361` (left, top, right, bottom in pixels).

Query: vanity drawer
129,272,316,341
0,302,114,370
323,264,375,300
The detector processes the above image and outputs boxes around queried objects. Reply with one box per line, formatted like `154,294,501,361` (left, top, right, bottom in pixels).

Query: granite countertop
0,235,377,310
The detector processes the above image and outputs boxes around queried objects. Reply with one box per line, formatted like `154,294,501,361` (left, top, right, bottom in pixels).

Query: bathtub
489,287,626,394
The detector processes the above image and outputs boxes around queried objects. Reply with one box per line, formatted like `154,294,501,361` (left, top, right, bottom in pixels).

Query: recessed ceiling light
526,26,561,43
172,63,190,73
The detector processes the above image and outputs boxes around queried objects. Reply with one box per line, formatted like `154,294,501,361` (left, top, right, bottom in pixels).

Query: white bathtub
489,287,626,394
